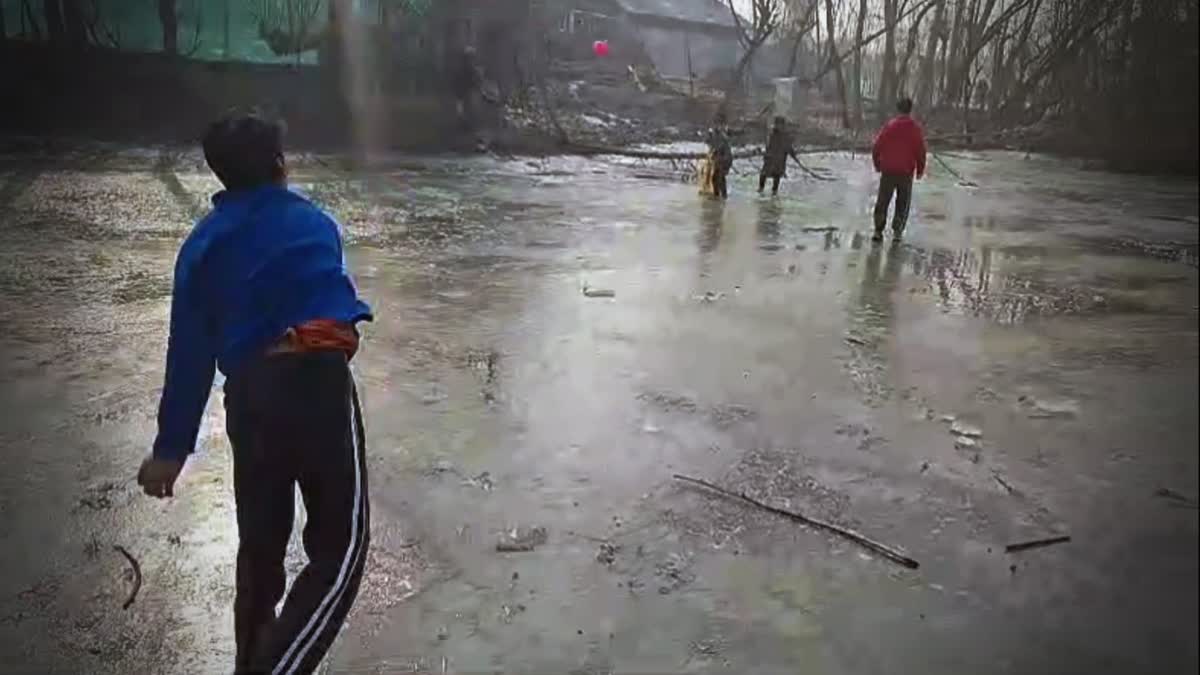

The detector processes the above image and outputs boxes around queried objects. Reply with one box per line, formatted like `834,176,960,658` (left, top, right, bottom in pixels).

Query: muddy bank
0,43,458,151
6,42,1194,175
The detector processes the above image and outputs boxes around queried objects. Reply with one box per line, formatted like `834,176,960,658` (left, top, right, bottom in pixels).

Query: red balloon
592,40,610,57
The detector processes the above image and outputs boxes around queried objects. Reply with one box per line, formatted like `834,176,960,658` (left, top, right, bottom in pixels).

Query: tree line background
728,0,1197,169
0,1,431,63
1,0,1196,169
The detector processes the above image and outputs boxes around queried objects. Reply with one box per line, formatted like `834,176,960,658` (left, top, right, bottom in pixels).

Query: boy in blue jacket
137,113,372,674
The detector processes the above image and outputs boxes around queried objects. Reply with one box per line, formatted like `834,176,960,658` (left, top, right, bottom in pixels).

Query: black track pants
874,172,914,236
225,351,369,675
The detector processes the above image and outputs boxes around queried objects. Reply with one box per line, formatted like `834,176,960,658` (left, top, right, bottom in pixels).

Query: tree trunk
785,1,817,77
322,0,350,69
992,0,1041,120
814,6,821,72
988,29,1006,111
898,4,933,98
951,0,981,104
686,31,695,96
222,0,231,59
935,18,950,105
785,27,804,76
916,0,944,109
997,0,1117,122
878,0,899,123
942,0,965,104
61,0,86,47
824,0,851,129
43,0,65,43
954,0,1006,109
728,43,759,98
851,0,868,126
158,0,177,54
321,0,352,129
22,0,43,39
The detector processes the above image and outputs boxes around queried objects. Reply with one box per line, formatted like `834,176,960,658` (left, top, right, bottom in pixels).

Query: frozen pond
0,143,1196,673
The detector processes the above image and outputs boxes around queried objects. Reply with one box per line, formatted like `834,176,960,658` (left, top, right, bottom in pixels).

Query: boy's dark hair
202,113,286,190
896,97,914,114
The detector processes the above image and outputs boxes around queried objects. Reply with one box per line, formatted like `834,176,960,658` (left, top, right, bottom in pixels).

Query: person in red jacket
871,97,927,242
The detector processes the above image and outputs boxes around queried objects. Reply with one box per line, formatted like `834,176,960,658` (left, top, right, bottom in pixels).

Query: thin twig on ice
931,152,979,187
1005,535,1070,553
672,474,920,569
1154,487,1199,509
789,153,834,181
113,545,142,610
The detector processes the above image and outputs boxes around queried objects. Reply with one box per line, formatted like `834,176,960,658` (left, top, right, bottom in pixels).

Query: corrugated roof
614,0,738,28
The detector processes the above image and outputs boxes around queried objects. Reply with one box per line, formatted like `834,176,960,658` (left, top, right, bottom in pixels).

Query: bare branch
806,0,940,84
182,1,205,57
254,0,326,56
726,0,750,48
83,0,121,48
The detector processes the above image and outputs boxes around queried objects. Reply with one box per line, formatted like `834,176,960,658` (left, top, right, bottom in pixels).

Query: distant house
551,0,743,80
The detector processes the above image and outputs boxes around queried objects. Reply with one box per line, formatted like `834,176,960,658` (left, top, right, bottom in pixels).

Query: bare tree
782,0,820,77
84,0,124,48
996,0,1128,120
915,0,945,108
810,0,938,83
43,0,65,43
897,0,937,96
989,0,1041,110
21,0,44,40
158,0,177,54
223,0,231,58
253,0,325,57
180,0,203,57
823,0,851,128
950,0,1040,111
725,0,783,102
61,0,88,47
850,0,868,124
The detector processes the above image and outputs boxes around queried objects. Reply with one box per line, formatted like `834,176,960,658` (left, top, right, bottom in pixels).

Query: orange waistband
269,319,360,359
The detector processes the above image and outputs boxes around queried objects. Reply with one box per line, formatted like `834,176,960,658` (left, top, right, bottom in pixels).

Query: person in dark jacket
759,115,797,195
452,45,483,130
871,97,927,242
137,113,373,674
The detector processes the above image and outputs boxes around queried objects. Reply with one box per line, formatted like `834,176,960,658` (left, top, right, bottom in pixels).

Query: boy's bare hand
138,456,184,498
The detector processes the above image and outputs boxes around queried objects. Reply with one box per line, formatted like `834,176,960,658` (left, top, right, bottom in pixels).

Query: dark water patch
152,151,204,220
898,244,1171,324
524,238,569,249
638,389,758,430
1049,344,1175,371
1091,272,1193,291
111,272,172,304
0,216,186,243
431,252,543,275
1149,214,1200,225
960,215,1068,234
0,169,43,212
1036,186,1106,204
1070,235,1200,268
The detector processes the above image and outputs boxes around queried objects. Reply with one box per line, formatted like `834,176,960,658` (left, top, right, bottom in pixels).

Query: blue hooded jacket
153,184,373,461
